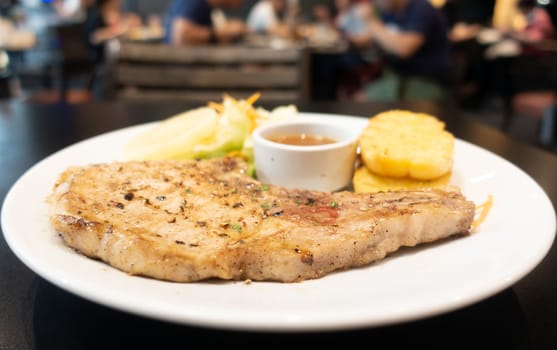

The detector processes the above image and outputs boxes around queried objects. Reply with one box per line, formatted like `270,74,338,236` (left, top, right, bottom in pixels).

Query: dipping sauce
267,134,336,146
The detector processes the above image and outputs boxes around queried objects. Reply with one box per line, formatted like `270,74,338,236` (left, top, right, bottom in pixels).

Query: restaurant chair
104,40,311,105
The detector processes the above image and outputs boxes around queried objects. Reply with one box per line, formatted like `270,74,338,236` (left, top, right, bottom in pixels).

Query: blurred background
0,0,556,151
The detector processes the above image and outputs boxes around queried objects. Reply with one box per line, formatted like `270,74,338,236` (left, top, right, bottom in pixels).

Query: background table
1,100,556,349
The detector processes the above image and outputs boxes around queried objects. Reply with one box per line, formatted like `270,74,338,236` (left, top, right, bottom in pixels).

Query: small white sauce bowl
252,119,360,192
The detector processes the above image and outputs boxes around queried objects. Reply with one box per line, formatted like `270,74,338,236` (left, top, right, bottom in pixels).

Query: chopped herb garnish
261,203,271,210
156,195,166,201
294,198,301,205
231,188,238,194
259,184,269,191
331,201,338,208
185,187,191,193
231,223,242,233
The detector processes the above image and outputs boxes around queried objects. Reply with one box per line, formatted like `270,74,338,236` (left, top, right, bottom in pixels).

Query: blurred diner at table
77,0,142,100
246,0,300,38
351,0,452,102
484,0,557,135
334,0,373,38
507,0,556,44
303,0,373,49
308,0,378,100
85,0,142,64
163,0,247,45
481,0,555,60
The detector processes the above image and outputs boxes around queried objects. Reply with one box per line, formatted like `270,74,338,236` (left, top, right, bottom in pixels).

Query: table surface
1,100,556,349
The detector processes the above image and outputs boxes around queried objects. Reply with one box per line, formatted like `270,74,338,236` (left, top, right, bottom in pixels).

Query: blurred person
335,0,373,37
246,0,300,38
483,1,554,84
353,0,452,101
333,0,380,97
164,0,246,45
310,0,379,100
509,0,555,43
486,0,556,108
482,0,552,59
82,0,139,100
85,0,140,64
304,0,372,37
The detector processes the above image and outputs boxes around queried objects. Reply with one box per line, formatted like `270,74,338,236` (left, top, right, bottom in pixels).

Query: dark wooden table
1,100,556,349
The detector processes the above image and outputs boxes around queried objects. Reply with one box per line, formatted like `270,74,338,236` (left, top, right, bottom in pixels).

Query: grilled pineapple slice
353,166,451,193
359,110,454,180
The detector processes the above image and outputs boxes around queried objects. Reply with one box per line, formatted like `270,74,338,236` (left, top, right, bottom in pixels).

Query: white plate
2,113,556,331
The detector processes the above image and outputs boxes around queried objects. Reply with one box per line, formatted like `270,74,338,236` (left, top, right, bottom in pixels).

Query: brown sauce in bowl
267,134,336,146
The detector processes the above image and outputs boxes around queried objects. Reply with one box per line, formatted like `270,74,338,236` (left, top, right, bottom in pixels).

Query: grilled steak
47,157,476,283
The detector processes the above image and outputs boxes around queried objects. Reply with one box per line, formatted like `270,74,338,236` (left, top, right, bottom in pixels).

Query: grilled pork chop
47,157,476,283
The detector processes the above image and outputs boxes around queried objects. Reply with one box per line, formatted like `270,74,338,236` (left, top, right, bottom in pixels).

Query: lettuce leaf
123,95,298,178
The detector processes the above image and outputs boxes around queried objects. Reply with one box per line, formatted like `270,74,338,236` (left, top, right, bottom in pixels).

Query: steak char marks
48,157,475,282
